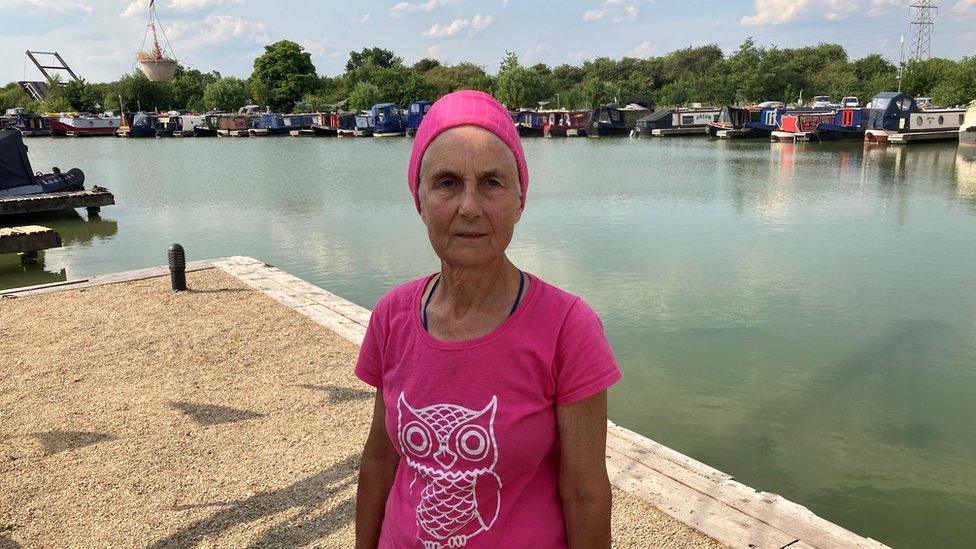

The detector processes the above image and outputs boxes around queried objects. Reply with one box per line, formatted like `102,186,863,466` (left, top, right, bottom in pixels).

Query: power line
908,0,938,62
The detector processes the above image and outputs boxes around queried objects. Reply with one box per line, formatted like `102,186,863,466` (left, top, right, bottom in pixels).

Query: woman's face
419,125,522,269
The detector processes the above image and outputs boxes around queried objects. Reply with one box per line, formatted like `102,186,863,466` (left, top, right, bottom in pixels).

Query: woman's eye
485,179,501,187
439,179,456,187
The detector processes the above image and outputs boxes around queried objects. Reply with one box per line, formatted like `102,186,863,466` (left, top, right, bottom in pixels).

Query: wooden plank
608,423,889,549
0,225,61,254
0,189,115,216
607,444,798,549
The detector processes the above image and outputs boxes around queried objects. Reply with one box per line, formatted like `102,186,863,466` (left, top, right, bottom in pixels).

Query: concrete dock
0,257,890,548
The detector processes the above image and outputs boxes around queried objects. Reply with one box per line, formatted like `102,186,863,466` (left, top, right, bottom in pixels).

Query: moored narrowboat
543,110,588,137
354,111,374,137
816,108,869,141
116,112,160,138
406,100,431,136
707,106,751,138
957,100,975,145
216,114,249,137
50,113,120,137
587,103,651,137
515,110,545,137
1,108,52,136
770,110,837,142
372,103,406,137
864,92,965,144
636,108,722,137
336,112,358,137
193,113,221,137
310,112,339,136
248,113,316,136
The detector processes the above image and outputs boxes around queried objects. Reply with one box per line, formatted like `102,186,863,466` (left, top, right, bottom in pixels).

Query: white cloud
389,0,459,18
582,1,638,23
741,0,900,26
422,13,494,38
953,0,976,16
352,13,373,24
624,40,655,58
301,38,329,56
522,44,545,63
13,0,92,13
167,15,271,51
120,0,244,18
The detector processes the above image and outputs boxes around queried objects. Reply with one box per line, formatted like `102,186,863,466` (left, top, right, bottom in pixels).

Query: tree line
2,39,974,115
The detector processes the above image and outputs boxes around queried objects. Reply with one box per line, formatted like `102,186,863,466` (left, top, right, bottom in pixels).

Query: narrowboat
406,100,431,136
372,103,406,137
707,106,751,138
310,112,339,136
248,113,316,136
171,115,205,137
633,108,722,137
336,112,359,137
816,108,869,141
1,108,52,136
0,129,85,197
155,111,182,137
353,111,374,137
515,110,545,137
864,92,965,144
216,114,249,137
193,113,221,137
587,103,651,136
50,113,119,137
770,110,837,142
116,112,160,138
543,110,589,137
959,100,976,145
743,106,783,139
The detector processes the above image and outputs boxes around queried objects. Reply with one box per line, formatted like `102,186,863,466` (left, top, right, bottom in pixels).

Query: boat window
898,97,913,112
917,116,923,126
872,97,890,111
938,115,944,125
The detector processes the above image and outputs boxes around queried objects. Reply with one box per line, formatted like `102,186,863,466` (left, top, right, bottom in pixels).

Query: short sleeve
354,295,388,389
553,298,622,406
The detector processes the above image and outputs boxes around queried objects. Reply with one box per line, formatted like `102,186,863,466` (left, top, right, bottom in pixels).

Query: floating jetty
0,225,61,264
0,188,114,217
0,255,891,549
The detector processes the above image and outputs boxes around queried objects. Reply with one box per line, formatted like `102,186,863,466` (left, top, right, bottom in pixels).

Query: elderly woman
354,90,621,549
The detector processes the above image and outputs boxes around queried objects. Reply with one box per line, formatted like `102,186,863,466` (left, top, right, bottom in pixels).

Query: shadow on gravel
168,401,264,427
33,430,116,455
295,384,373,403
150,454,360,548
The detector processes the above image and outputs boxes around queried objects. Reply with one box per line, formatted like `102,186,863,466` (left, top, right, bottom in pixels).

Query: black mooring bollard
168,243,187,292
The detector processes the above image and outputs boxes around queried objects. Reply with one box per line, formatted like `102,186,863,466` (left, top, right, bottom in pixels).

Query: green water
3,136,976,547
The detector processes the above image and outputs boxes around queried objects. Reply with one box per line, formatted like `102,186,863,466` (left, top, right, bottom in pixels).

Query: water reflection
956,146,976,208
0,211,118,290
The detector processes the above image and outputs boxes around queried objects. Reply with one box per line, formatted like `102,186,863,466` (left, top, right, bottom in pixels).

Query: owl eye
455,425,490,461
403,421,432,457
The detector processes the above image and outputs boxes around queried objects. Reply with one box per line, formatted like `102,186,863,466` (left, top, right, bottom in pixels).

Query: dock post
168,243,187,292
19,251,38,265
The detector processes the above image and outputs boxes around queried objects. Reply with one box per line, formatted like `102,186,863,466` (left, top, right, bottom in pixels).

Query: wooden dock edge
0,256,891,549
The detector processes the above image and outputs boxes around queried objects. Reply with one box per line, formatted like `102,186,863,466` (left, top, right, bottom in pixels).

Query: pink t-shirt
355,272,621,548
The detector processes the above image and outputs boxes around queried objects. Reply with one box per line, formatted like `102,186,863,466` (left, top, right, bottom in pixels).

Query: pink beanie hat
407,90,528,213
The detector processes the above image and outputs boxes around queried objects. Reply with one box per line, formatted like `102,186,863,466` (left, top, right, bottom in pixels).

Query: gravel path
0,268,722,548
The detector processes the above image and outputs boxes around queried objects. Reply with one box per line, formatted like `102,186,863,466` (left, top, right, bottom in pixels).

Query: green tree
348,81,382,110
202,77,251,111
250,40,319,111
496,51,543,109
346,47,401,72
0,82,32,112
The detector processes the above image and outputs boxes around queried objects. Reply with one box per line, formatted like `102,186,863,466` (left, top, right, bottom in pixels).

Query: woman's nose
457,183,482,218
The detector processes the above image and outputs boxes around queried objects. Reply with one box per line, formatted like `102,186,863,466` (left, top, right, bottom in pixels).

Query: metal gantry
908,0,938,62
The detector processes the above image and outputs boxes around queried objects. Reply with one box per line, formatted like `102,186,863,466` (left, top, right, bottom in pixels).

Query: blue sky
1,0,974,83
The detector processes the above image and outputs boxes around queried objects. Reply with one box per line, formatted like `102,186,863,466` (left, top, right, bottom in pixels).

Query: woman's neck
436,256,519,318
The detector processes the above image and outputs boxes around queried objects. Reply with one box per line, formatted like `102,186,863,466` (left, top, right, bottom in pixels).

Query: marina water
4,136,976,548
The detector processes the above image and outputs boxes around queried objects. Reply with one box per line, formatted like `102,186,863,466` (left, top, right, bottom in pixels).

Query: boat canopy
0,130,34,191
867,92,915,131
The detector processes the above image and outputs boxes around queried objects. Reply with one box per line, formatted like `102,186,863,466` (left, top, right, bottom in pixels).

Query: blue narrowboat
354,111,375,137
406,100,431,136
515,110,545,137
116,112,160,138
744,106,783,138
248,113,316,136
816,108,869,141
372,103,406,137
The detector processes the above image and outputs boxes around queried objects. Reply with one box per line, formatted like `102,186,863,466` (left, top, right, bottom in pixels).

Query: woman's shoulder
528,274,600,321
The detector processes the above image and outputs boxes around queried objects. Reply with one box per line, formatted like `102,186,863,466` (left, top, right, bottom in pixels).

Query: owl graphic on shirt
397,392,502,549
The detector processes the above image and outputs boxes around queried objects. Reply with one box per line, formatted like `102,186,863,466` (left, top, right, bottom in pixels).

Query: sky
1,0,974,83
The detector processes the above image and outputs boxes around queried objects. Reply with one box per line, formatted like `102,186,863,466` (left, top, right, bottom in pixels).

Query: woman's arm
355,389,400,549
556,390,612,549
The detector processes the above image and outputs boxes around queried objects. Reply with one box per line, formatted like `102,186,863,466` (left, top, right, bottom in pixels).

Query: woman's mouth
455,233,486,239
